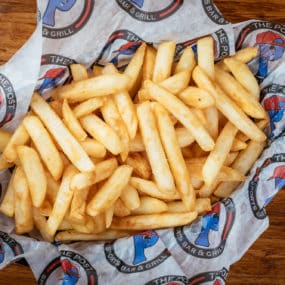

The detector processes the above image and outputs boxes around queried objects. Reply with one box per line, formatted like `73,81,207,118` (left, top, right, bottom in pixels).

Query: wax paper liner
0,1,285,284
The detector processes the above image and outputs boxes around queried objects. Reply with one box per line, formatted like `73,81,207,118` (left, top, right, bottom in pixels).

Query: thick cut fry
58,219,73,231
114,199,131,217
93,65,103,76
105,205,114,228
203,122,238,186
192,66,266,142
178,87,215,109
0,171,15,217
129,177,180,201
92,213,106,233
191,177,203,189
214,140,266,197
167,198,211,214
46,172,60,204
70,172,94,191
59,74,130,102
120,184,140,211
234,47,259,63
153,41,176,83
224,57,260,100
33,208,53,242
159,71,191,94
154,103,195,210
47,165,78,237
137,102,175,193
199,180,220,198
30,93,95,172
175,47,196,74
215,66,267,119
143,45,156,81
102,63,118,75
125,152,151,180
17,146,47,207
203,106,219,140
0,129,12,152
87,165,133,216
38,200,53,216
23,115,63,181
0,155,14,171
186,152,238,166
145,81,215,151
101,97,129,160
73,97,104,118
3,124,29,162
70,64,88,82
231,138,247,151
70,216,96,234
197,36,215,80
56,230,131,241
111,212,198,230
49,100,63,118
13,167,33,234
132,196,168,215
80,138,106,158
80,114,123,155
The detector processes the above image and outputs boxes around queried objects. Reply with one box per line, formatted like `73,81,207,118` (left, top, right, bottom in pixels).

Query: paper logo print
145,275,188,285
188,267,228,285
201,0,228,25
61,259,80,285
0,242,4,264
174,198,235,259
42,0,94,39
104,230,170,273
115,0,183,22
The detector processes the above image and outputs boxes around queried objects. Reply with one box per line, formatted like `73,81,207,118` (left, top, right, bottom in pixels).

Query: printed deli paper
0,1,285,284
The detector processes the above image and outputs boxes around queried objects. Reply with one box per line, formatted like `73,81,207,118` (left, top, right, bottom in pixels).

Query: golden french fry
13,167,33,234
46,171,60,204
80,138,106,158
224,57,260,100
131,196,168,215
37,200,53,216
23,115,63,181
114,199,131,217
87,165,133,216
175,47,196,74
234,47,259,63
167,198,211,214
70,172,94,191
0,129,12,152
159,71,191,94
105,205,114,228
58,219,73,231
125,152,151,180
47,165,78,236
70,64,88,82
93,65,103,76
92,213,106,233
225,152,239,166
197,36,215,80
56,229,131,242
120,184,140,211
154,103,195,210
33,208,53,242
215,66,267,119
203,122,238,186
111,212,198,230
102,63,118,75
152,41,176,83
137,102,175,193
191,177,203,189
30,93,95,172
145,80,215,151
49,100,63,118
80,114,123,155
17,146,47,207
3,124,29,162
231,138,247,152
192,108,207,126
59,74,130,102
192,66,266,142
203,106,219,140
143,45,156,81
198,180,220,198
70,216,96,234
186,152,238,166
0,170,15,217
0,155,14,171
73,97,104,118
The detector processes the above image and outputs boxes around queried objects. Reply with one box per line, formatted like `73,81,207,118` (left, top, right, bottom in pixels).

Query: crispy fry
175,47,196,74
120,184,140,211
0,129,12,152
125,152,151,180
234,47,259,63
80,138,106,159
143,45,156,81
203,106,219,140
231,138,247,151
46,172,60,204
105,205,114,228
0,170,15,217
70,64,88,82
0,155,14,171
132,196,168,215
167,198,211,214
33,208,53,242
114,199,131,217
93,65,103,76
73,97,104,118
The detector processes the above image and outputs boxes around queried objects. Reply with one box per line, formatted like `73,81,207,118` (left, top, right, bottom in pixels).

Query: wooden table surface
0,0,284,284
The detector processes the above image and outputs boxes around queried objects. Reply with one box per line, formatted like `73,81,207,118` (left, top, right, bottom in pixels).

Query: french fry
17,146,47,207
154,103,195,210
231,138,247,151
203,106,219,140
3,124,29,162
59,74,130,102
120,184,140,211
191,177,203,189
111,212,198,230
192,108,207,126
234,46,259,63
152,41,176,83
38,200,53,216
70,216,96,234
13,167,33,234
87,165,133,216
70,64,88,82
142,45,156,81
58,219,73,231
145,80,215,151
159,71,191,94
73,97,104,118
47,165,78,237
49,99,63,117
192,66,266,142
80,138,106,159
0,170,15,217
137,102,175,193
93,65,103,76
125,152,151,180
0,129,12,152
114,199,131,217
80,114,123,155
167,198,211,214
33,208,53,242
198,180,220,198
0,155,14,171
46,172,60,204
224,57,260,100
174,47,196,74
105,205,114,228
23,115,63,181
132,196,168,215
30,93,95,172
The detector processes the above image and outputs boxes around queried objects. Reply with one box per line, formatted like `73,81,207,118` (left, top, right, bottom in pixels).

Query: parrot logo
263,95,285,138
130,0,144,8
256,31,285,80
194,204,220,247
133,230,159,265
61,259,80,285
0,242,4,264
43,0,77,27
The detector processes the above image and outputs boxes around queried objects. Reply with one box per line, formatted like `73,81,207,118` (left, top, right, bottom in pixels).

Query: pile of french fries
0,37,268,242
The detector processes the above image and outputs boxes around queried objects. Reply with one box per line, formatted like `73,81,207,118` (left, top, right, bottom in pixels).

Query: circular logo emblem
201,0,228,25
115,0,183,22
145,275,188,285
104,230,170,273
0,74,16,128
174,198,235,259
0,231,24,265
42,0,94,39
188,267,228,285
248,153,285,219
38,250,98,285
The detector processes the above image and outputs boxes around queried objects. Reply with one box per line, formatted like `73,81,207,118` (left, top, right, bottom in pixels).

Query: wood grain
0,1,284,284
